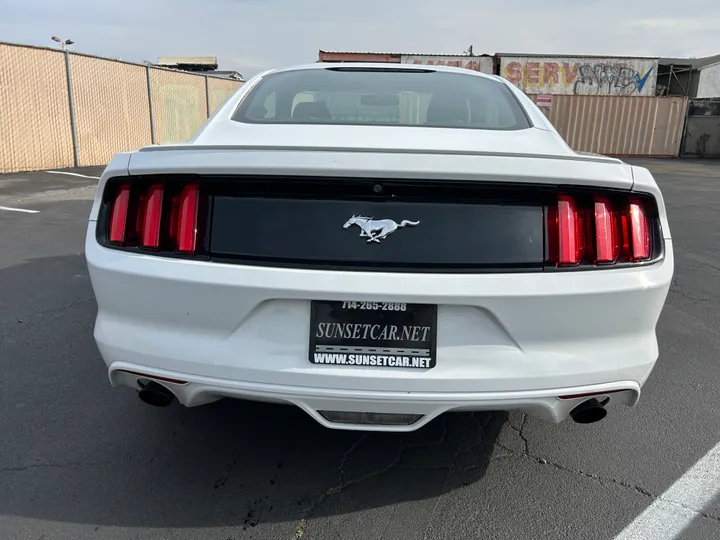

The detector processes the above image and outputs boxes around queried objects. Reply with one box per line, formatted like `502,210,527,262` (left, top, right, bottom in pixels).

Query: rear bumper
86,226,673,430
110,363,640,431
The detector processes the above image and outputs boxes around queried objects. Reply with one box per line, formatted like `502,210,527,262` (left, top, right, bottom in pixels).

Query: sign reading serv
500,57,658,96
401,55,494,74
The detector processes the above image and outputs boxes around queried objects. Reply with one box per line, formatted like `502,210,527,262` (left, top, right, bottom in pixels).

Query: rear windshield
232,68,531,131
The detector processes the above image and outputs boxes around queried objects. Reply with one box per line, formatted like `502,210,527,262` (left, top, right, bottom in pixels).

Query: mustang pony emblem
343,215,420,243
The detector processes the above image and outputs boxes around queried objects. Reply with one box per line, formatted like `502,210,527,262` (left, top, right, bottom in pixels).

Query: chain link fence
0,42,244,174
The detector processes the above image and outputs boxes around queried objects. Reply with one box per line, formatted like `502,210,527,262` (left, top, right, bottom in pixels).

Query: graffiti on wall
401,55,494,74
500,57,658,96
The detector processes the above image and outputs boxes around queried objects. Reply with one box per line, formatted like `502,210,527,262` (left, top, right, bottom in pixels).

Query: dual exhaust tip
138,380,175,407
569,397,608,424
136,379,610,425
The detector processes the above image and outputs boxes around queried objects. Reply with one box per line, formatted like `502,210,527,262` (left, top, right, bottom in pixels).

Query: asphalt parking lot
1,159,719,540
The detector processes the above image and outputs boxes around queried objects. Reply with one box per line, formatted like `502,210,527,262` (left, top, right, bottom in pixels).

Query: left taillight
108,184,131,245
104,181,203,256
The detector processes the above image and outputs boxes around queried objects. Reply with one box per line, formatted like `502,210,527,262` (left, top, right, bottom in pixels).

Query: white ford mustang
85,63,673,431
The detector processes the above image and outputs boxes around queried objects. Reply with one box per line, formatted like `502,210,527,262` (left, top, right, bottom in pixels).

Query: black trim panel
95,174,665,274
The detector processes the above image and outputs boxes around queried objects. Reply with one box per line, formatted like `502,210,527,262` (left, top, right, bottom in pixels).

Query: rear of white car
85,64,673,431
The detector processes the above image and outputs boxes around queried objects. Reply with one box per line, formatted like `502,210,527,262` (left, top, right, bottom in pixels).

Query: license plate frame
309,301,437,369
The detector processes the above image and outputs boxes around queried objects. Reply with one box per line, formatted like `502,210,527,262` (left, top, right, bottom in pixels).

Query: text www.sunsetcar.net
313,353,431,368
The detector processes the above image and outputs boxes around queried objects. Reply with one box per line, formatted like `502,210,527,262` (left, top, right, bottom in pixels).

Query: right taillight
174,184,200,254
105,182,202,255
594,198,619,264
549,194,654,268
629,200,651,261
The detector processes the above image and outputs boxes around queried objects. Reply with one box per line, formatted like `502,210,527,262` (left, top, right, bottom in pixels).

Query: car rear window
232,68,531,131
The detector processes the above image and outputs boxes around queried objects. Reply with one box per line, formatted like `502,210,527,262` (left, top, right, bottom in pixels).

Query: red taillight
174,184,200,253
549,194,654,268
594,198,619,264
629,201,651,261
620,212,631,258
108,184,131,244
140,185,164,248
557,195,584,266
105,181,202,254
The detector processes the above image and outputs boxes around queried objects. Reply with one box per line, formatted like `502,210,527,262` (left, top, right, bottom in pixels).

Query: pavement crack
301,418,454,530
331,441,403,496
0,297,93,326
528,455,657,499
506,413,530,455
300,433,391,519
337,433,368,487
501,416,668,503
519,414,529,454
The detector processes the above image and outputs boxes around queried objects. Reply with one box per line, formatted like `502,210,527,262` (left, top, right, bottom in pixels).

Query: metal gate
681,99,720,158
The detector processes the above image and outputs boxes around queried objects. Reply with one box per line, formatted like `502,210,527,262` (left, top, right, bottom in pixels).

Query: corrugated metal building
318,50,494,73
656,54,720,97
318,51,401,63
697,61,720,99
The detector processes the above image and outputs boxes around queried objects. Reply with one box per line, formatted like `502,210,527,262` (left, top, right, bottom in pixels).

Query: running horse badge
343,215,420,243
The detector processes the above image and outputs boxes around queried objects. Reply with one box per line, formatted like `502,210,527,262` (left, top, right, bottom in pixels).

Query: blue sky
1,0,719,78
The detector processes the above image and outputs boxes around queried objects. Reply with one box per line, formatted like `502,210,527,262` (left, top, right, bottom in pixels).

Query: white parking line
46,170,100,179
0,205,40,214
613,441,720,540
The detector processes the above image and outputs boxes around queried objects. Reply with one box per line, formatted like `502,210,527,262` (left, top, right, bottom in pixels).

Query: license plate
309,301,437,369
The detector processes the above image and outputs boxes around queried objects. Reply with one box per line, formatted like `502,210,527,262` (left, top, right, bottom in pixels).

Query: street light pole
51,36,75,50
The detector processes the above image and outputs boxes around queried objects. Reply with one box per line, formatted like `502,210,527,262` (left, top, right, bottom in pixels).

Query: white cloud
1,0,718,77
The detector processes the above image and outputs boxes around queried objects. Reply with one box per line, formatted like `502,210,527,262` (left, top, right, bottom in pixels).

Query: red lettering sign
562,62,579,85
526,62,540,85
542,62,559,86
505,61,522,85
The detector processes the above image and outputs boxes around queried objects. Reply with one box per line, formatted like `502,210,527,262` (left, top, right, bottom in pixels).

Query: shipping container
530,95,687,157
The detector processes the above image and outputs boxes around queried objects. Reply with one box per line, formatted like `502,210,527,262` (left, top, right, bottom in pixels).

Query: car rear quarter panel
631,165,672,240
